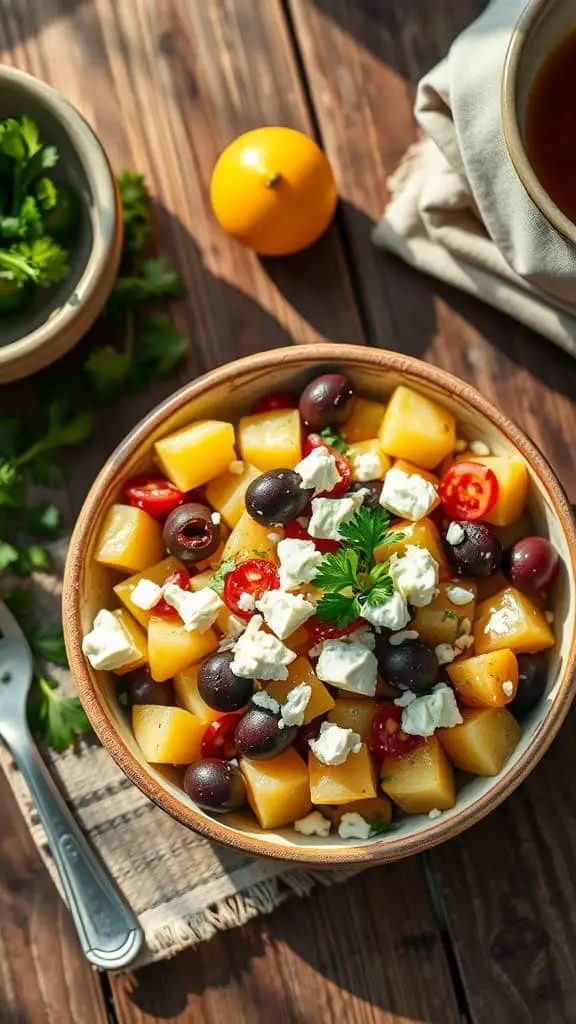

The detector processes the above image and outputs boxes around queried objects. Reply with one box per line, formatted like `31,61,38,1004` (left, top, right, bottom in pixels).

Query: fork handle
6,727,143,970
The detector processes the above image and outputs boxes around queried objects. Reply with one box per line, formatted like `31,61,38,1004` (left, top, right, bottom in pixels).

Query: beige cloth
0,541,356,968
373,0,576,356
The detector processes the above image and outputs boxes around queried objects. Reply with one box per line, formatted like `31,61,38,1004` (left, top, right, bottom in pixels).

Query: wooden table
2,1,576,1021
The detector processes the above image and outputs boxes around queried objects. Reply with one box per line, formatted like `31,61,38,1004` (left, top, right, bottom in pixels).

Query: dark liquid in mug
525,30,576,223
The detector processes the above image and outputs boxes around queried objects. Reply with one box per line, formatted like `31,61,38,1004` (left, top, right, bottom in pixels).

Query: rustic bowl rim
63,344,576,865
501,0,576,248
0,65,122,377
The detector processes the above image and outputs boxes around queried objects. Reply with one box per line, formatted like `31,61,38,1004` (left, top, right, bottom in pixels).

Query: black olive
246,469,310,526
379,638,439,694
163,502,220,564
349,480,382,508
299,373,354,430
121,669,174,707
183,758,246,812
198,652,255,712
235,705,297,759
509,654,548,718
443,521,503,578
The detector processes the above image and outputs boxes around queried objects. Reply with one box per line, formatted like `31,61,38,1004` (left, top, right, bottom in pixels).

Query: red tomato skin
305,615,364,645
283,518,339,555
439,461,499,521
369,703,424,759
152,569,191,617
252,392,297,414
224,559,280,619
123,475,184,519
201,713,242,759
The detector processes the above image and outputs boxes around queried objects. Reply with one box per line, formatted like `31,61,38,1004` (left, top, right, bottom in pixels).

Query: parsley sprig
313,505,403,628
320,426,348,454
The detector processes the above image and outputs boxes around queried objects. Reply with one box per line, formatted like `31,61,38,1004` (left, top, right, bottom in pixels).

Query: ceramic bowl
0,65,123,383
502,0,576,247
63,345,576,865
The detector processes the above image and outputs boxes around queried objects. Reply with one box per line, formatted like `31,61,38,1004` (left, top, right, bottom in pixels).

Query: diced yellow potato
448,649,518,708
393,459,440,487
114,556,186,627
323,796,393,829
467,455,529,527
174,665,225,724
375,517,450,579
309,745,376,805
411,580,477,646
189,570,214,592
474,571,509,603
240,748,311,829
327,699,380,742
497,508,534,550
266,656,335,722
381,736,455,814
237,408,302,471
94,504,165,574
205,463,262,528
155,420,236,491
342,397,387,443
110,609,149,676
223,510,280,565
347,439,391,482
284,624,314,657
438,707,521,775
194,533,230,573
473,587,554,655
133,705,204,764
148,616,218,682
379,386,456,470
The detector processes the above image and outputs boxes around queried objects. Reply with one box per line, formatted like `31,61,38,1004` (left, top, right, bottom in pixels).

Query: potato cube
133,705,204,764
447,649,518,708
474,587,554,655
223,510,280,565
375,516,450,579
174,665,224,724
205,463,262,528
497,508,534,550
148,615,218,682
94,504,165,574
468,455,529,527
237,409,302,471
155,420,236,491
240,748,311,829
309,745,376,805
110,609,149,676
438,707,521,775
347,439,391,482
381,736,455,814
342,397,387,443
266,656,335,722
474,571,509,603
411,580,477,646
327,699,380,742
379,386,456,470
114,556,186,627
323,796,393,830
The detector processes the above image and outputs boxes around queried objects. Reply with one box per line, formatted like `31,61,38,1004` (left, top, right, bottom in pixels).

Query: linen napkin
373,0,576,356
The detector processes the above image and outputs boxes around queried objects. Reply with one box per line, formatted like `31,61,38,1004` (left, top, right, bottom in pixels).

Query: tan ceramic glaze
0,66,123,383
63,345,576,865
502,0,576,247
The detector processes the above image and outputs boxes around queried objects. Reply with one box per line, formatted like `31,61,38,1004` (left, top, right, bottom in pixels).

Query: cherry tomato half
123,474,184,519
303,433,351,496
252,392,297,414
369,703,424,759
305,615,364,645
283,518,340,555
201,713,242,759
439,461,499,522
152,569,191,617
224,559,280,619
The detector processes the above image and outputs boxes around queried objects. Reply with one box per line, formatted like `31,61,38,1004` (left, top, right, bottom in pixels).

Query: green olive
0,277,32,314
43,184,82,243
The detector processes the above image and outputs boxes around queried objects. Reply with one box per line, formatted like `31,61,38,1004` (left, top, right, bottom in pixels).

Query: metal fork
0,600,143,970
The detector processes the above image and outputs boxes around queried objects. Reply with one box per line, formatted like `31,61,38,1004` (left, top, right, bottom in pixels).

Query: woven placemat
0,541,357,967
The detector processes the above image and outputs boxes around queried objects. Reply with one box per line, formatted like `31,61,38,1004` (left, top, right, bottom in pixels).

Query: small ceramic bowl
63,345,576,866
502,0,576,247
0,65,123,383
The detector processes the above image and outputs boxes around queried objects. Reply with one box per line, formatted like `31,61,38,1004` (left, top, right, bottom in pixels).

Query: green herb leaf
441,609,459,623
117,170,151,253
361,574,394,608
118,691,129,707
17,195,44,240
313,547,359,594
24,502,62,538
1,670,12,684
137,314,187,376
319,426,348,454
315,591,360,630
3,584,35,625
338,505,392,569
3,236,69,286
369,811,396,835
14,545,50,576
0,540,19,571
0,460,25,505
208,556,236,595
35,177,57,211
28,453,67,486
33,676,92,751
30,624,68,666
85,344,132,401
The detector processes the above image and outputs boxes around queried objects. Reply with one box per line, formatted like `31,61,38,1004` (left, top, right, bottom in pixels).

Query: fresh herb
455,620,470,640
369,811,396,835
441,609,459,623
29,676,91,752
118,691,129,708
338,505,396,570
1,671,11,684
319,426,348,454
208,556,236,595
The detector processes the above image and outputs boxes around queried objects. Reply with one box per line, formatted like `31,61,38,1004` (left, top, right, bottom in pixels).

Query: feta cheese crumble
394,689,417,708
82,609,139,671
400,683,463,737
390,545,439,607
545,610,554,624
446,522,465,546
277,537,322,590
446,585,475,606
345,625,376,650
469,439,491,456
237,591,256,612
130,578,162,611
162,584,223,632
502,680,514,697
228,460,244,474
380,467,438,522
293,811,331,837
361,591,410,631
252,690,280,713
267,531,281,543
308,492,363,541
256,590,315,639
350,450,382,482
388,629,420,646
338,812,371,840
435,643,457,665
428,808,442,820
278,682,312,729
316,639,378,697
485,608,511,636
309,721,362,765
211,511,222,525
230,615,296,680
295,447,341,495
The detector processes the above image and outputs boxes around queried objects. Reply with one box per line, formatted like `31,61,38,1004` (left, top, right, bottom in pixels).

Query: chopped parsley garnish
320,426,348,454
208,556,236,595
369,811,396,835
441,609,459,623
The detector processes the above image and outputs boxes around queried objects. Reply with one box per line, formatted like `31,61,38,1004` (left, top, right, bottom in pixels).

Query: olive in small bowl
246,469,310,526
184,758,246,812
299,372,354,430
163,502,220,564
